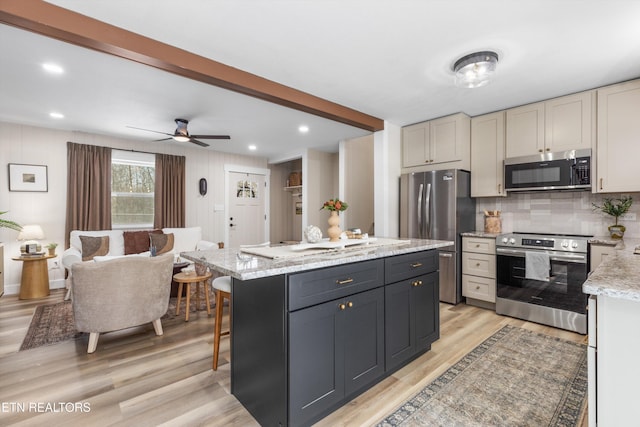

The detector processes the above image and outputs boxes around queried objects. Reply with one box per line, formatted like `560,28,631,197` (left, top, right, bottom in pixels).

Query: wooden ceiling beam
0,0,384,132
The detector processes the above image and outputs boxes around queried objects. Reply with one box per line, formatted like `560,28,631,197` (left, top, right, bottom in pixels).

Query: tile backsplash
475,191,640,238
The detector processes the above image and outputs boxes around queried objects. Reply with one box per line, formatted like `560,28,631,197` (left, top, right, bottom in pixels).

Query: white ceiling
2,0,640,161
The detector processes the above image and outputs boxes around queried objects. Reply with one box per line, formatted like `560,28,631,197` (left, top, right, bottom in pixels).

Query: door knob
338,303,346,310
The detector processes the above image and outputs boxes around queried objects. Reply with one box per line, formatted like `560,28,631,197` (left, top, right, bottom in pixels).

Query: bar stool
173,271,213,321
211,275,231,370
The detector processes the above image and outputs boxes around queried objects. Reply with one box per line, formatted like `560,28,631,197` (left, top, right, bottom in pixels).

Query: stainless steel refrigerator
399,169,475,304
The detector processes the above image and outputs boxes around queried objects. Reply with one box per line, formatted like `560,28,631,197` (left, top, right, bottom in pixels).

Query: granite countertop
583,237,640,301
460,231,501,238
181,238,453,281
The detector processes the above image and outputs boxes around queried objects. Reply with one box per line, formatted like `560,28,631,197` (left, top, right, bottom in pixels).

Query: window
111,150,155,229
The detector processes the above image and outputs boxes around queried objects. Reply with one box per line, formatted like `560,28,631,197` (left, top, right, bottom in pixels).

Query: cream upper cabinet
505,91,593,158
505,102,545,158
402,113,470,169
596,79,640,193
471,111,506,197
402,122,429,167
545,91,593,153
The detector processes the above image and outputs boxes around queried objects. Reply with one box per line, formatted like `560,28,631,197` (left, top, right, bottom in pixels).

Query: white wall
0,121,266,295
374,122,402,237
341,134,374,233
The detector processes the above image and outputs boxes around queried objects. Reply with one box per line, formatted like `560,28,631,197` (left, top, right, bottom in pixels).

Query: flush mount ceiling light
453,51,499,88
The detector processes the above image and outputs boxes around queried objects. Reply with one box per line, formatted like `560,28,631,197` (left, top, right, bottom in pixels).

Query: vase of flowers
321,198,348,242
592,196,633,239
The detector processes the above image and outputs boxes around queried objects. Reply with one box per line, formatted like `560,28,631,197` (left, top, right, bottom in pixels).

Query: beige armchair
71,253,174,353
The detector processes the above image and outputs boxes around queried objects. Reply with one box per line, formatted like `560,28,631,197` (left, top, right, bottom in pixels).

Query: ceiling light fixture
49,112,64,119
172,135,190,142
248,144,257,151
452,51,499,88
42,63,64,74
298,125,309,133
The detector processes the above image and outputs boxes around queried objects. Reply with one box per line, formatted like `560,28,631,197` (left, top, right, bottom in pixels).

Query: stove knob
509,238,516,245
561,241,569,248
501,237,509,244
572,242,579,249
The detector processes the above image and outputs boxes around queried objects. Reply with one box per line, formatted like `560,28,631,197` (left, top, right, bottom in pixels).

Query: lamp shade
17,224,45,241
453,51,499,88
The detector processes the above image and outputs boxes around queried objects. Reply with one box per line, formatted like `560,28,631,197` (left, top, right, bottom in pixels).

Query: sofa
62,226,217,299
72,252,174,353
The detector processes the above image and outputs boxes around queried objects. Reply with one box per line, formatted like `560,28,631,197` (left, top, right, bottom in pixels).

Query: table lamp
18,224,45,254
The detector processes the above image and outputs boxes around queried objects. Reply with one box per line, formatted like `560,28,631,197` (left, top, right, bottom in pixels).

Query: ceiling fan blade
126,125,173,136
153,137,172,142
191,134,231,140
189,138,210,147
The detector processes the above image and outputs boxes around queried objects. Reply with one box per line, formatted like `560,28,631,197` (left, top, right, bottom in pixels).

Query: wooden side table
12,254,55,299
173,271,213,321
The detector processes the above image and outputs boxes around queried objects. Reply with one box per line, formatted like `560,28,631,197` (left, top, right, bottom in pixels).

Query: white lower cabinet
589,294,640,426
461,236,496,307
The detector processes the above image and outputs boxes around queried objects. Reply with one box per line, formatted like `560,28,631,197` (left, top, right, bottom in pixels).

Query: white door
228,171,267,247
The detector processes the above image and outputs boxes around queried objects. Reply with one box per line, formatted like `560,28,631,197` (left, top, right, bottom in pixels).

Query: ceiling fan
128,118,230,147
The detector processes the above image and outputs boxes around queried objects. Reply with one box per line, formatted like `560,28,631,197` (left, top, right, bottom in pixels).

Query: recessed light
248,145,257,151
298,125,309,133
49,112,64,119
42,63,64,74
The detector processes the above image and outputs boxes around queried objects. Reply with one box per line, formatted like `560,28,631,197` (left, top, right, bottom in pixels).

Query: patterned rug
377,325,587,427
19,297,213,351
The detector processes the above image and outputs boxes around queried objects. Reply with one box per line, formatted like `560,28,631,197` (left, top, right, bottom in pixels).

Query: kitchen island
583,238,640,427
182,238,452,426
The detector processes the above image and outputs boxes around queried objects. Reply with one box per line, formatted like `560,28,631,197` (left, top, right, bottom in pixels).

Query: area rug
19,298,212,351
377,325,587,427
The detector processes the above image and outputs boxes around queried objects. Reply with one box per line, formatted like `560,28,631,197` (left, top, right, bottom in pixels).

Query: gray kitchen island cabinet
182,239,449,427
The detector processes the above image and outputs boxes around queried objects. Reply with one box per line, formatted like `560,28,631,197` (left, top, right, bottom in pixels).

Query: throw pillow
123,229,162,255
149,233,174,255
80,235,110,261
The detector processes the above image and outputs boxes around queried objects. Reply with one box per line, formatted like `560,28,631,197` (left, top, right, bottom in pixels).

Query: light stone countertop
460,231,501,239
181,238,453,281
583,237,640,301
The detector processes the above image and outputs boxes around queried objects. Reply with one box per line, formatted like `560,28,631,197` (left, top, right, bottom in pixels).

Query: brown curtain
154,153,186,228
65,142,112,248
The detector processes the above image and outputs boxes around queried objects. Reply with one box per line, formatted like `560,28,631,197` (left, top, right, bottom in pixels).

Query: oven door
496,247,588,314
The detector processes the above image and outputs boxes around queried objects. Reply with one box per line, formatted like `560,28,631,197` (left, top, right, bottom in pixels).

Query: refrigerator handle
417,183,423,239
425,182,432,239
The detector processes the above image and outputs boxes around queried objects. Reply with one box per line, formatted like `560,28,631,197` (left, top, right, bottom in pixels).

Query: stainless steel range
495,232,591,334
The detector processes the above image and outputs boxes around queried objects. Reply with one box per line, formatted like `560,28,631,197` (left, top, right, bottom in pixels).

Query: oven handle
496,247,587,263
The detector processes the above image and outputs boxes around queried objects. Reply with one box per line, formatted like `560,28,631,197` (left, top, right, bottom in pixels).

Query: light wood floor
0,290,588,426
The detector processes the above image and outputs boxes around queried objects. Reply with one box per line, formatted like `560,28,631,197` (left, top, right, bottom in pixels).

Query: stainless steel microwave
504,149,591,192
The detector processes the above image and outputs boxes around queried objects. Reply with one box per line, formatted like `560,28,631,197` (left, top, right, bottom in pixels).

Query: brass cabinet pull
498,183,502,194
412,280,423,287
476,285,481,290
336,278,354,285
538,149,543,153
410,262,423,268
476,262,481,267
600,178,603,190
338,303,346,310
475,244,480,248
347,301,354,308
546,148,550,151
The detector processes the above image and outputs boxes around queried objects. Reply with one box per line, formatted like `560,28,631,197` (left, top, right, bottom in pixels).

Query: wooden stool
211,275,231,370
173,271,213,321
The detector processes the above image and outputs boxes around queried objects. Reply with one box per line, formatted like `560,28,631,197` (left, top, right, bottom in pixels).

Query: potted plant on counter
592,196,633,239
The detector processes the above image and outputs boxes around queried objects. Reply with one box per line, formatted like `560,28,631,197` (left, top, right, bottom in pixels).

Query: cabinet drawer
462,237,496,254
289,259,383,311
462,274,496,302
384,250,438,284
462,252,496,278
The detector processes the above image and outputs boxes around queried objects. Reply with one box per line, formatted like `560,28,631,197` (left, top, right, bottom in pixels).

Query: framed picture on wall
8,163,48,192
